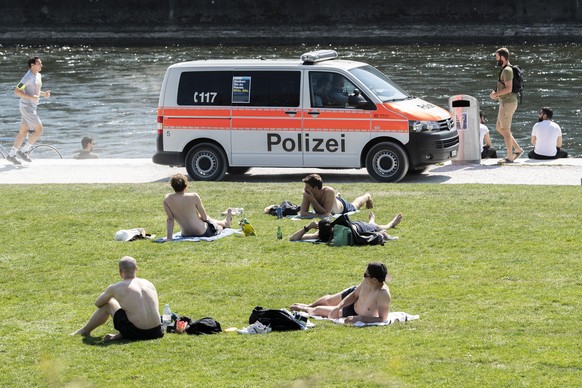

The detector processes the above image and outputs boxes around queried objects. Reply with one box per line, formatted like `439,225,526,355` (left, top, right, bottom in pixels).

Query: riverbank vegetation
0,183,579,386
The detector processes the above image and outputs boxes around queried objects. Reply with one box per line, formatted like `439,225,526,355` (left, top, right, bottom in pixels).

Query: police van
153,50,458,182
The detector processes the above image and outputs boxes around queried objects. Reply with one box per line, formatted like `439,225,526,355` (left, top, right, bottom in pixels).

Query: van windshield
349,66,410,102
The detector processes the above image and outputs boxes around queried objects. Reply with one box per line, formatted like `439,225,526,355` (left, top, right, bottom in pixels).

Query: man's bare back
108,277,161,330
164,192,208,237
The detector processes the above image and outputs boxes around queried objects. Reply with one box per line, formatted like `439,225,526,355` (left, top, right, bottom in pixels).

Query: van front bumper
152,151,184,166
406,130,459,168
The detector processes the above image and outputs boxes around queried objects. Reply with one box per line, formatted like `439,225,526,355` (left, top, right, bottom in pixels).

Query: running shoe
236,321,272,335
6,155,21,165
16,150,32,162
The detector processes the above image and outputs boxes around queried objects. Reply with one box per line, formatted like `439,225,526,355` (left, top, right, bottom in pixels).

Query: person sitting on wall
528,107,568,159
479,111,497,159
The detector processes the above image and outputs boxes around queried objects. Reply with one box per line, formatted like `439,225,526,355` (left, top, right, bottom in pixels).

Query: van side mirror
348,89,369,108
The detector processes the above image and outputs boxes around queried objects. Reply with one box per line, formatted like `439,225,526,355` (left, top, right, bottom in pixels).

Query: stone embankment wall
2,0,582,45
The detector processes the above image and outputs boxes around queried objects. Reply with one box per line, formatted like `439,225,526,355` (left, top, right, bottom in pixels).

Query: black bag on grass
249,306,303,331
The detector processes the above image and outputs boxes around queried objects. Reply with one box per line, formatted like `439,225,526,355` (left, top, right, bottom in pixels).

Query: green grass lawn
0,182,580,387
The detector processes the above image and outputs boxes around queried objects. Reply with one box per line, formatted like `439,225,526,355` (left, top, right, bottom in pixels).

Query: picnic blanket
154,228,242,243
310,311,419,327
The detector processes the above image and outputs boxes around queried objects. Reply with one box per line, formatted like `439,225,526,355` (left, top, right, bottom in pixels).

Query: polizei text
267,133,346,152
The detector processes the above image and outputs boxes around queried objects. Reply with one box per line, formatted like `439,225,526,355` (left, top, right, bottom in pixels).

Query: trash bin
449,95,480,164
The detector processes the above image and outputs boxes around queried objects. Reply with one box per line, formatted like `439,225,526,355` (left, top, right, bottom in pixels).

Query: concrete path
1,158,581,185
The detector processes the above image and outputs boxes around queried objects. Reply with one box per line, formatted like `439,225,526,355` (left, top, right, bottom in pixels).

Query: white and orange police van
153,50,458,182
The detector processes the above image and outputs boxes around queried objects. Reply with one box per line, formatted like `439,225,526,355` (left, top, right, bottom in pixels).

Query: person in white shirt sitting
528,107,568,160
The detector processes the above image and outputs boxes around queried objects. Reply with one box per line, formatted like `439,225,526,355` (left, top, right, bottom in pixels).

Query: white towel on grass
310,311,419,327
154,228,242,243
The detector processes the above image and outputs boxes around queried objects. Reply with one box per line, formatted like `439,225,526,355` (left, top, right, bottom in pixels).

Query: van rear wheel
365,142,409,182
185,144,227,181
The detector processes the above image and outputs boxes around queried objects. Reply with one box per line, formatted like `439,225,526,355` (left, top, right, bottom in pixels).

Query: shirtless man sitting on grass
71,256,163,342
163,173,232,241
290,262,392,324
300,173,373,218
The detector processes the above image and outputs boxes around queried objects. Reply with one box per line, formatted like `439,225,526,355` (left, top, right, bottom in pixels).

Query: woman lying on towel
290,262,392,324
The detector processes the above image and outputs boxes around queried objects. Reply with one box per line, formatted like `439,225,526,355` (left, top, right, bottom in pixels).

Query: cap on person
366,262,391,282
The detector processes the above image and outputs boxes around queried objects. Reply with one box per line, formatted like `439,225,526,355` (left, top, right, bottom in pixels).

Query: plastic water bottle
276,207,283,239
162,303,172,331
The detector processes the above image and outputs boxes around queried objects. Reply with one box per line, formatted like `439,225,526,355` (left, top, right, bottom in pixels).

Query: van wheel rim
195,152,217,176
373,151,398,177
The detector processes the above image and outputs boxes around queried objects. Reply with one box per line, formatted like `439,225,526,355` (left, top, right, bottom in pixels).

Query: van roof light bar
301,50,339,64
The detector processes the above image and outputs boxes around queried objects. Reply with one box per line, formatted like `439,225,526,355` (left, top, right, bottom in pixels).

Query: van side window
310,72,370,109
232,71,300,107
178,71,232,106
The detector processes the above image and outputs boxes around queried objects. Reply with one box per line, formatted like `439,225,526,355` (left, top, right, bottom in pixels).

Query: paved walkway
1,158,581,185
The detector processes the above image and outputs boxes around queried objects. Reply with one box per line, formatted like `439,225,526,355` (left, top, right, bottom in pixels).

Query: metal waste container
449,95,480,163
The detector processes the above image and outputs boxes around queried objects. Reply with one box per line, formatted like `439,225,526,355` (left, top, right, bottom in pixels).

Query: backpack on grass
249,306,304,331
330,213,384,246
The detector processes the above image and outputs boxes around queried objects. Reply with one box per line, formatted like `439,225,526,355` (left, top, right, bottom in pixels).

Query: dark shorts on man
351,221,378,234
336,196,356,214
340,285,358,317
113,309,164,341
184,220,220,238
528,148,568,160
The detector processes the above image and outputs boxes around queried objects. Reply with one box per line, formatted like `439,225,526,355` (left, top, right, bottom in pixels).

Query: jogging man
7,57,51,165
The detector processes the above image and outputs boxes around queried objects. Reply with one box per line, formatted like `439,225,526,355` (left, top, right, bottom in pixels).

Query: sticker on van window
232,76,251,104
193,91,217,104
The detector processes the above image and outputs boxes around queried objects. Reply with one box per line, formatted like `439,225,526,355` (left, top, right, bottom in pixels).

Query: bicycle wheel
29,144,63,159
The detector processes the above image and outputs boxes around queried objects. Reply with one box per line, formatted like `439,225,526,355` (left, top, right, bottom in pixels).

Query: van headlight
410,120,441,132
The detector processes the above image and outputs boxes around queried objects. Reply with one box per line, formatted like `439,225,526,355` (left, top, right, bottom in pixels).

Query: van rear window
177,71,300,107
178,72,232,106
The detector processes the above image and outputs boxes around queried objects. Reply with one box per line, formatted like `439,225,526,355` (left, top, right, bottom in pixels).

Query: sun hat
114,228,146,242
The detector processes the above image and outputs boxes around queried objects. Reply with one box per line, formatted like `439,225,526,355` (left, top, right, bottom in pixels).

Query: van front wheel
185,144,227,181
365,142,409,182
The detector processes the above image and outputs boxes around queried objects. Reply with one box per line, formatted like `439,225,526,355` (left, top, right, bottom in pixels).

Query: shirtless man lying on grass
290,212,403,242
299,173,373,218
163,173,232,241
71,256,163,342
290,262,392,324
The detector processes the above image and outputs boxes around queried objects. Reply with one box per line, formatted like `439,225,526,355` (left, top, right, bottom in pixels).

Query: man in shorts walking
6,57,51,165
71,256,164,342
489,48,523,163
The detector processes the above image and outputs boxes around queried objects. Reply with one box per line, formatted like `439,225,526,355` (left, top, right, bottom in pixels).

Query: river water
1,44,580,158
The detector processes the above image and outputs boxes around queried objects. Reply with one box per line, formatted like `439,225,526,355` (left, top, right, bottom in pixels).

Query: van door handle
285,111,297,116
308,111,320,117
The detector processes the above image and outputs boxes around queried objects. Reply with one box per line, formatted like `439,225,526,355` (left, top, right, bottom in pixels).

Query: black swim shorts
113,309,164,341
340,285,358,317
